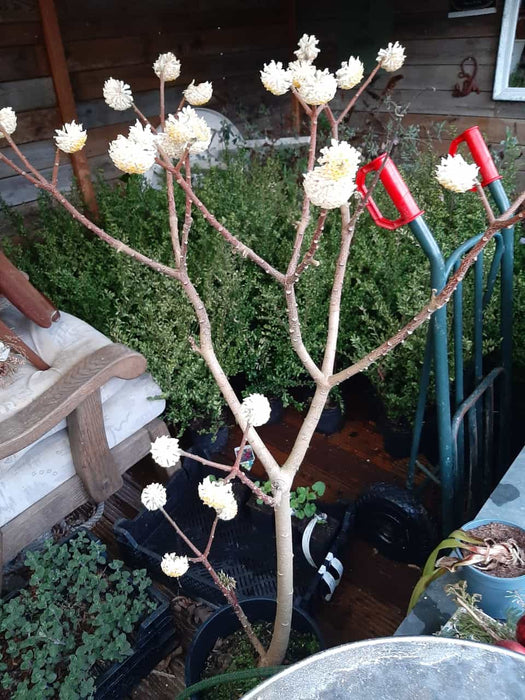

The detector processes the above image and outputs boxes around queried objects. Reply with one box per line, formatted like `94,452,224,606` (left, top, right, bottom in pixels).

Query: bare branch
336,63,381,126
169,164,285,283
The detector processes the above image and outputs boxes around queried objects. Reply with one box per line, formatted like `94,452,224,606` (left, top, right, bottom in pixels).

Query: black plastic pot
267,397,284,425
184,597,324,699
315,402,344,435
188,424,229,457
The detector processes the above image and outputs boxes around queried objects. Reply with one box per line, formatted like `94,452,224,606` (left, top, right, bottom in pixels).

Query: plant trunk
261,484,294,667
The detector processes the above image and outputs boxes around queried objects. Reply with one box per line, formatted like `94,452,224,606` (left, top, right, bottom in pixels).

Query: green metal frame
406,179,514,533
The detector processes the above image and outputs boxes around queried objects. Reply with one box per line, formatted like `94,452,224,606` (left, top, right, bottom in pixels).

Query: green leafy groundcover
3,126,522,435
0,532,156,700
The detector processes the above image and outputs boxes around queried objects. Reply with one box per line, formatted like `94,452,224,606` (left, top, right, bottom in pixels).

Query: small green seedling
255,481,326,520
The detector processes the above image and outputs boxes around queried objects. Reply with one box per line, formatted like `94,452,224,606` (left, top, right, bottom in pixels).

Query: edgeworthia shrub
0,33,523,669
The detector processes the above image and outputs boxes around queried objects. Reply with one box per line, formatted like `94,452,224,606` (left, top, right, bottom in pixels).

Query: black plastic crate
114,454,354,611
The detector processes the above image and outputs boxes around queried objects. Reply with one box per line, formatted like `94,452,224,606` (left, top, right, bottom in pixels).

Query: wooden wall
0,0,523,219
359,0,525,183
0,0,295,212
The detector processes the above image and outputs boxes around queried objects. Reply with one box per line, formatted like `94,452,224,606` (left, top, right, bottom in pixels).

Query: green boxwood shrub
3,127,522,435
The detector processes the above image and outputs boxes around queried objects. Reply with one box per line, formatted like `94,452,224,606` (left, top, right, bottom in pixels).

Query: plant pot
461,518,525,620
267,396,284,425
315,402,344,435
189,424,229,457
184,597,324,699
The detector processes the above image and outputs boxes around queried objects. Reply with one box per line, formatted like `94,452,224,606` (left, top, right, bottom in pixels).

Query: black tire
355,482,438,565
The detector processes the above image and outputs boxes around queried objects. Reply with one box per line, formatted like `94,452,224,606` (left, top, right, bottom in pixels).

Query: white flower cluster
198,477,238,521
153,52,181,82
108,119,157,174
54,121,87,153
288,60,316,89
150,435,181,468
161,553,189,578
376,41,406,72
297,68,337,106
294,34,320,63
435,154,479,193
304,139,361,209
260,60,292,96
318,140,361,181
240,393,271,427
0,107,17,138
164,106,212,157
336,57,364,90
103,78,133,111
184,80,213,106
261,34,405,104
141,483,167,511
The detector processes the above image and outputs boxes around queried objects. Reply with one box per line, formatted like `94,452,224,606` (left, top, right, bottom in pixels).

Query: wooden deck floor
89,402,429,696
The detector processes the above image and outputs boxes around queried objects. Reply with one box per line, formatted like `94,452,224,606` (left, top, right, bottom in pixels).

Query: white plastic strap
301,512,327,569
325,552,344,578
317,567,338,601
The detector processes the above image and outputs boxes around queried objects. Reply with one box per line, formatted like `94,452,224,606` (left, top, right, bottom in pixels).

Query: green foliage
4,126,522,434
255,480,326,519
0,532,156,699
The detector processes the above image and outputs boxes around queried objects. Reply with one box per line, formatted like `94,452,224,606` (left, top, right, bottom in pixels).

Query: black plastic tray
114,453,354,611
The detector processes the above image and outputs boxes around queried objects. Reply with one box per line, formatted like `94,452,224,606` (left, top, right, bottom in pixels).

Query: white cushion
0,299,165,527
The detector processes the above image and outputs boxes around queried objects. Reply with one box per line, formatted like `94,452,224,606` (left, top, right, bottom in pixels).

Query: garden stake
355,132,515,535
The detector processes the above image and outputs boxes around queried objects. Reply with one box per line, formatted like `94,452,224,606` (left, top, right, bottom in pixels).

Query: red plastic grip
355,154,424,231
448,126,501,188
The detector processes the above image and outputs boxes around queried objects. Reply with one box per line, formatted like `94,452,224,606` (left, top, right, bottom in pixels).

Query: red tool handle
355,154,424,231
448,126,501,188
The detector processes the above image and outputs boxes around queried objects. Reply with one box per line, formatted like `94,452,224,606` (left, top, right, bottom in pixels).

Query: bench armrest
0,343,147,459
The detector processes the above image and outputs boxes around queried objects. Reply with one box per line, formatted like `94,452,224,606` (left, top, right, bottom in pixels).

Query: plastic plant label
235,444,255,471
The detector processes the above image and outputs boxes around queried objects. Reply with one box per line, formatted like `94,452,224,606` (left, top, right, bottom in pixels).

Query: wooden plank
37,0,97,213
0,0,40,23
2,106,60,144
0,44,49,81
0,21,42,47
393,0,449,13
56,6,288,42
351,111,525,146
0,344,146,457
0,152,114,206
402,37,499,65
394,11,500,40
67,389,123,502
65,36,146,72
0,138,58,178
0,76,55,111
357,88,498,118
372,64,494,92
71,48,289,102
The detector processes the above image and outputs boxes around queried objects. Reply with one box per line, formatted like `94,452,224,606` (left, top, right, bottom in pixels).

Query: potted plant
409,519,525,619
1,31,522,695
0,531,176,698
